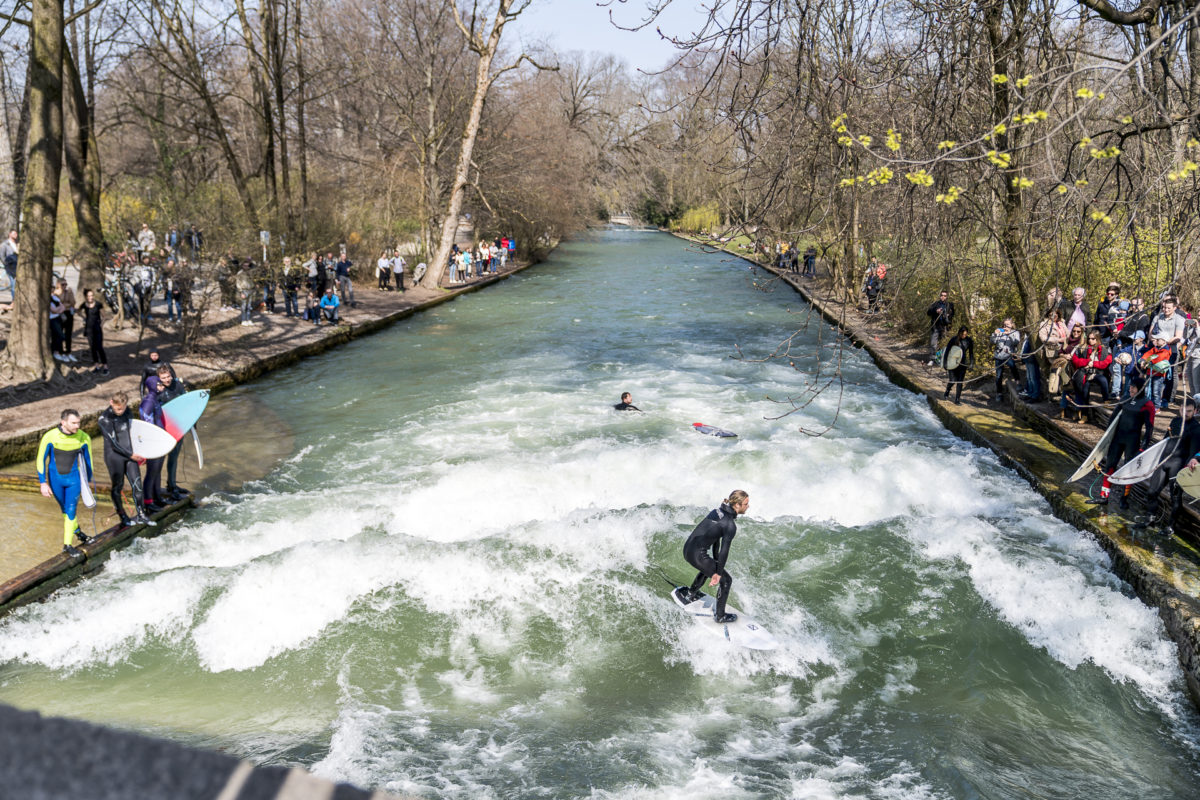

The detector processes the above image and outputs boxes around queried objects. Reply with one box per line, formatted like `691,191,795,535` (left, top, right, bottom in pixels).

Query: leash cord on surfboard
648,562,683,589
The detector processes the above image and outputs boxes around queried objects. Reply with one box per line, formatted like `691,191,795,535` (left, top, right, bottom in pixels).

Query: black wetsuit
614,402,641,412
98,406,143,520
140,358,177,397
1101,393,1155,500
941,334,974,403
1146,415,1200,519
80,301,106,366
158,378,189,494
684,502,739,618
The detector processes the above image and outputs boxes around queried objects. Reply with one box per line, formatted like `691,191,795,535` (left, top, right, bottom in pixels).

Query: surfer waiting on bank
1143,397,1200,533
614,392,641,412
676,490,749,624
98,391,155,528
37,409,94,556
1089,376,1154,509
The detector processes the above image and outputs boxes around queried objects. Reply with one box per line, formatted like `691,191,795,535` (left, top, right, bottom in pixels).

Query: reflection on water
0,392,294,580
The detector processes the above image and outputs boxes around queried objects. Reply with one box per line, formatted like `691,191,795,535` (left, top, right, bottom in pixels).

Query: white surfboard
130,419,179,459
671,587,778,650
1107,437,1178,485
1068,410,1122,483
1175,465,1200,499
944,344,963,370
192,428,204,470
77,453,95,508
414,262,427,283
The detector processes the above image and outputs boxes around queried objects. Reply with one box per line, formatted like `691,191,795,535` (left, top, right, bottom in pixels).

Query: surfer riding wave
676,490,749,624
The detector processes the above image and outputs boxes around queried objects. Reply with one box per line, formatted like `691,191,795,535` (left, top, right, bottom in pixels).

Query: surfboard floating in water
671,587,778,650
692,422,737,438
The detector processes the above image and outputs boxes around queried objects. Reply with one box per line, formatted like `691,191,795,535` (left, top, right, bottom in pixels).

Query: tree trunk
985,0,1040,329
63,43,105,293
12,63,32,221
422,0,517,288
294,0,308,241
153,0,261,231
0,53,17,230
236,0,276,220
269,0,293,239
5,0,64,381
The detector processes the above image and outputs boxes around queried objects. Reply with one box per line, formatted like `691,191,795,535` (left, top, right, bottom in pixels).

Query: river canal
1,228,1198,798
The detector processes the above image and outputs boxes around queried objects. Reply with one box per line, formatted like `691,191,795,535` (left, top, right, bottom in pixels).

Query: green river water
0,228,1198,798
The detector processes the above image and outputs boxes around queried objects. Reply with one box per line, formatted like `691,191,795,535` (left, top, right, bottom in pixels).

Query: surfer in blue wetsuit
37,409,94,555
614,392,641,412
675,490,750,624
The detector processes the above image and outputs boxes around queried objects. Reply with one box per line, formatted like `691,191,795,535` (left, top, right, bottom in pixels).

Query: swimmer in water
614,392,641,412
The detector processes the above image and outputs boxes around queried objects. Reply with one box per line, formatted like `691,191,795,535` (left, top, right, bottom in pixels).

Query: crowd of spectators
1,219,524,374
927,283,1198,422
446,237,514,284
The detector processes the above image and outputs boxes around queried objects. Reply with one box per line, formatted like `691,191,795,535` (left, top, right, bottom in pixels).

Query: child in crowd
1138,334,1173,409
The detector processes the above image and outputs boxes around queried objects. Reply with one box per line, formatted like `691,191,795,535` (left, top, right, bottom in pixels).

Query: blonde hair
724,490,749,506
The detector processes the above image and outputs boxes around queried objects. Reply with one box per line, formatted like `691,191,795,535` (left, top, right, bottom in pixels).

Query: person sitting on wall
319,287,341,325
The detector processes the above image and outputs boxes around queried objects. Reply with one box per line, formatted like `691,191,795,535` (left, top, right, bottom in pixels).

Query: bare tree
421,0,551,288
3,0,63,381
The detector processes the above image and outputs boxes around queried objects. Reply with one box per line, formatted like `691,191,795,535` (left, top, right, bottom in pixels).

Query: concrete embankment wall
685,234,1200,710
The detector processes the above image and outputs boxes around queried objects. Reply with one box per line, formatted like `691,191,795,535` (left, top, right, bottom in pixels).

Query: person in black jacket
97,391,154,527
78,289,108,375
1118,297,1151,345
941,327,975,404
1144,397,1200,531
675,490,750,623
140,350,176,397
1093,284,1121,343
155,369,191,501
926,290,954,364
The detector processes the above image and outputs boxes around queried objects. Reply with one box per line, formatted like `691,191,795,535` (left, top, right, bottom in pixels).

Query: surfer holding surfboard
36,409,94,556
941,327,974,405
1088,376,1155,509
1142,397,1200,532
674,490,749,624
98,391,155,528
